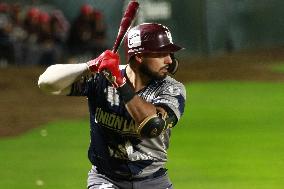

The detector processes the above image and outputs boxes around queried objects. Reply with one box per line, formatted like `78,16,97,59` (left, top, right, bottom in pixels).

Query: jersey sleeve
68,74,97,96
152,82,186,123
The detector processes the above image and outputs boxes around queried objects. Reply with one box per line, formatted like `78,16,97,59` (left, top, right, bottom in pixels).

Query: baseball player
38,23,186,189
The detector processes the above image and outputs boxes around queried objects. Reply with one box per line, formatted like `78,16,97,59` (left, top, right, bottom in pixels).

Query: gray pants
87,166,173,189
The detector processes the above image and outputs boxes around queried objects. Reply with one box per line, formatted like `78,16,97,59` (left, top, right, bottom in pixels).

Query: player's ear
134,54,143,64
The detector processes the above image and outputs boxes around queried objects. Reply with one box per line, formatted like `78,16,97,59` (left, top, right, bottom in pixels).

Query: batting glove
86,51,107,73
98,50,125,88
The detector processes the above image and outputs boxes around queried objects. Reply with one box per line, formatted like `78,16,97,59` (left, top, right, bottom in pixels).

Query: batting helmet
124,23,183,74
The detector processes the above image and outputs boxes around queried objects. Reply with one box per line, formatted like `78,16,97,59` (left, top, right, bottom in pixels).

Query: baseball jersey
69,65,186,179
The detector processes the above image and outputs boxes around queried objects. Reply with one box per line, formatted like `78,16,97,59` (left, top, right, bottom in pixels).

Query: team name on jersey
95,107,138,135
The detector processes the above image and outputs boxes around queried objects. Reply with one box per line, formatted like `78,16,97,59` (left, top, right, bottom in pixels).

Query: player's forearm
38,63,89,95
125,95,157,124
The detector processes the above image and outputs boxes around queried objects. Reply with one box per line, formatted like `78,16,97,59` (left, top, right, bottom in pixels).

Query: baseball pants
87,166,173,189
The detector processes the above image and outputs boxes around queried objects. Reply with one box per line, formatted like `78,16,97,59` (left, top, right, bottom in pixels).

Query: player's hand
98,50,125,88
86,51,107,73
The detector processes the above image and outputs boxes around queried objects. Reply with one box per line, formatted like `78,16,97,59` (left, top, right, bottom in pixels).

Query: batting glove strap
117,82,135,104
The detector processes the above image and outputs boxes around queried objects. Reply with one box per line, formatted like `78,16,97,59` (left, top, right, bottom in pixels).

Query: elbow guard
137,115,166,138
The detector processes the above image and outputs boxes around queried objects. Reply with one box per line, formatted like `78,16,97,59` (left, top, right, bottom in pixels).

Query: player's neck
126,64,151,92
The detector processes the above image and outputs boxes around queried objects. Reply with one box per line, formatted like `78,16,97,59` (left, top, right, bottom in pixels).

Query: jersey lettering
95,107,137,135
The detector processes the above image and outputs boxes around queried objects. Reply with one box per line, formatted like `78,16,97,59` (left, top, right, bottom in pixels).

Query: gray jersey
70,65,186,179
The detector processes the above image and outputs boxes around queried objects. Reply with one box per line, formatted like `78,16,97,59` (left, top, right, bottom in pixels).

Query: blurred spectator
37,11,55,66
49,9,70,63
91,7,107,52
9,3,27,65
10,3,21,24
0,3,13,65
23,7,40,43
0,3,107,66
0,2,9,14
50,9,69,45
22,10,58,66
21,7,41,65
38,11,51,43
67,4,94,54
67,4,107,61
10,3,26,40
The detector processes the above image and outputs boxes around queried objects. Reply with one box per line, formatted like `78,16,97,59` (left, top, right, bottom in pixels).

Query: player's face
139,53,172,80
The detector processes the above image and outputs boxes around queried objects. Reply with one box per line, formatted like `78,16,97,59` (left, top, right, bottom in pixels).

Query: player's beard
139,63,168,80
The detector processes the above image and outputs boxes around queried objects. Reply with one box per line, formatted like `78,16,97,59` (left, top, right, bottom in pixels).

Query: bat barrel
112,0,139,53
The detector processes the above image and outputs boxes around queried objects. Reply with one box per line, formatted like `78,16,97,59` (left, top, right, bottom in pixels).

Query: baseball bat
101,0,139,81
112,0,139,53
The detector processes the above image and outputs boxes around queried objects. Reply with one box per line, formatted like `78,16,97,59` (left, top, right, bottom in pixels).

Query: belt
97,168,167,182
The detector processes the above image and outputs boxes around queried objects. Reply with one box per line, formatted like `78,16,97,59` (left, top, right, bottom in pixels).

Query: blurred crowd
0,2,107,66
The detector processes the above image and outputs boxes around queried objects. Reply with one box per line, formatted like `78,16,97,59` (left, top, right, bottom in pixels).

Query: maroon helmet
124,23,183,63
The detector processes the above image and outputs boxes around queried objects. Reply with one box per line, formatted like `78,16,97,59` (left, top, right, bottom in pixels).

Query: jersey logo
164,85,180,96
99,183,114,189
165,30,173,43
95,107,138,135
106,86,120,106
128,29,141,48
108,140,157,161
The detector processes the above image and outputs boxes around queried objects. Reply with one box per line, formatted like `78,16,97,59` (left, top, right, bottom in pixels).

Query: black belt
98,168,167,182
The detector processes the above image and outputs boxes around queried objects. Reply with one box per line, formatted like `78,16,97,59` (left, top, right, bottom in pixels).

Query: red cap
39,12,50,24
27,7,40,19
93,11,103,20
0,3,9,13
80,4,93,16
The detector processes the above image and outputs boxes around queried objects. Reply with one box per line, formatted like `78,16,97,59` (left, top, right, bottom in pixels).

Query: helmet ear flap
168,53,179,75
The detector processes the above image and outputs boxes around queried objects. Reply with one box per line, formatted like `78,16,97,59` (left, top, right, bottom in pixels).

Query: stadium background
1,0,284,188
4,0,284,55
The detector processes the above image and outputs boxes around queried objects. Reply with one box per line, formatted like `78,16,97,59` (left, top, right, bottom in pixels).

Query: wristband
117,83,135,103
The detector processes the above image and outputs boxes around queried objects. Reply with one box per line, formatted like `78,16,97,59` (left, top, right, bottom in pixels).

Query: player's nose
164,54,172,64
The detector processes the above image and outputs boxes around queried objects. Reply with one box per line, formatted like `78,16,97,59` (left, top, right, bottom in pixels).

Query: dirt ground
1,48,284,137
